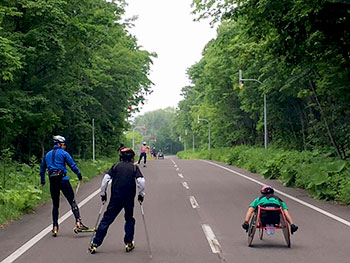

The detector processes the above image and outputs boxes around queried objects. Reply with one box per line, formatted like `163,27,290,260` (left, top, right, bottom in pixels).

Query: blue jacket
40,145,82,184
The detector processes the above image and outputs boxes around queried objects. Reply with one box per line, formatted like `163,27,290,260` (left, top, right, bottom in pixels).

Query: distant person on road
88,148,145,254
242,186,298,235
137,142,149,167
40,135,89,237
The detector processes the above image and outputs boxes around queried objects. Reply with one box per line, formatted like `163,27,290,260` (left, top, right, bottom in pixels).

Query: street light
197,115,211,150
239,70,267,149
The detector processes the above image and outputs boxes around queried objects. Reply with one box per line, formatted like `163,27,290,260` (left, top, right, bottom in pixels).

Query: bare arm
244,207,255,222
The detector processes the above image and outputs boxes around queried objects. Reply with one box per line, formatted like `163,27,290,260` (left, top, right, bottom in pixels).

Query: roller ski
52,226,58,237
125,241,135,252
74,226,95,234
73,221,90,234
88,243,98,254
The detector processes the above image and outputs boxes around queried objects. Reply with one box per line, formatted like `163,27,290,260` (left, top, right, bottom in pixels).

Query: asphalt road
1,157,350,263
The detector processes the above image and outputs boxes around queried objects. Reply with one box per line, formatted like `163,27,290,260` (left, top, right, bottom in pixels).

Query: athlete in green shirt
242,186,298,234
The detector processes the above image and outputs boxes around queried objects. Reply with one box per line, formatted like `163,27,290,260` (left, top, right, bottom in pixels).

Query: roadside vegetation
178,146,350,205
0,152,115,226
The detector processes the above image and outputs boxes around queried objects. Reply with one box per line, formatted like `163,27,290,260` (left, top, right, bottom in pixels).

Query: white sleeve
101,174,112,195
136,177,145,197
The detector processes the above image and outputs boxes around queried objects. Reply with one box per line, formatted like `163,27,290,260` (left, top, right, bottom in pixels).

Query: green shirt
249,196,288,210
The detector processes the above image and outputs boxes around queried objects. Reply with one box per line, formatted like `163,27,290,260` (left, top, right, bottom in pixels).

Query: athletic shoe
125,241,135,252
76,221,89,231
52,225,58,237
88,243,98,254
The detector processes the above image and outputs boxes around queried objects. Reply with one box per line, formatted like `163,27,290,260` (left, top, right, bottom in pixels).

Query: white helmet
53,135,66,144
143,142,146,145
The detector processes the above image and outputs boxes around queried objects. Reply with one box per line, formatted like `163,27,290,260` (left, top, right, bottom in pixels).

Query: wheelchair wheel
248,212,258,246
280,213,291,247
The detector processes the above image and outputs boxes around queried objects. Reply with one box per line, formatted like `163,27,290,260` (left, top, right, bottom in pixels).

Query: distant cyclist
137,142,149,167
40,135,88,236
242,186,298,235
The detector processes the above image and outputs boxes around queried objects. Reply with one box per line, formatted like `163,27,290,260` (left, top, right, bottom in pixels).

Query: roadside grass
0,156,116,227
178,146,350,205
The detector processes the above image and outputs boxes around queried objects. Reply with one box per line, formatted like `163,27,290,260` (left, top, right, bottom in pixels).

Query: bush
177,146,350,204
0,157,115,226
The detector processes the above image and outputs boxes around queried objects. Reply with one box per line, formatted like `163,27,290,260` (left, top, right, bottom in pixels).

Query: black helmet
261,185,274,195
120,148,135,161
53,135,66,144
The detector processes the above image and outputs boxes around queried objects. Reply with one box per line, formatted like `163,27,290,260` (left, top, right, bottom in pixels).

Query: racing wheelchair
247,205,291,247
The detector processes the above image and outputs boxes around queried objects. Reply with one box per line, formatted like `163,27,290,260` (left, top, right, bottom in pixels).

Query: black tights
49,178,80,226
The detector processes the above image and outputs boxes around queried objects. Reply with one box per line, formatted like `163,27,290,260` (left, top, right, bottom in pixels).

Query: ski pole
75,181,81,196
139,201,152,259
89,200,106,245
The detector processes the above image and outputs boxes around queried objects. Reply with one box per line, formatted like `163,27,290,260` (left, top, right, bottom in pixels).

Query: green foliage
176,1,350,160
0,157,114,226
132,108,182,154
0,0,153,162
178,146,350,204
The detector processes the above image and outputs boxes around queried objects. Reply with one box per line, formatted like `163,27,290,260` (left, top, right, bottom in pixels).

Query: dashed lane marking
189,196,200,209
182,182,190,189
201,224,222,254
178,173,184,178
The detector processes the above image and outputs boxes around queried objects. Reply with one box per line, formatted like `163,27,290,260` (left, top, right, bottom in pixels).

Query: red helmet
261,185,274,195
120,148,135,161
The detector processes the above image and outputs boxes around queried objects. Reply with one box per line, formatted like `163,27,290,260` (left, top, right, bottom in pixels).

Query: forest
1,1,350,223
174,0,350,159
0,0,154,162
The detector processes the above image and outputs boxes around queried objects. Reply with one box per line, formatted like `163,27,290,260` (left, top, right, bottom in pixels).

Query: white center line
182,182,190,189
176,168,179,171
178,173,184,178
201,224,222,254
202,160,350,227
189,196,200,209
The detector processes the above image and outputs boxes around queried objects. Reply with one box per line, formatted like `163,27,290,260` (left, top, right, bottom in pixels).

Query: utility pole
239,70,267,149
197,115,211,150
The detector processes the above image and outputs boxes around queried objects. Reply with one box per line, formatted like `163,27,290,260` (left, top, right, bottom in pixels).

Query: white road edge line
182,182,190,190
202,160,350,227
201,224,221,254
189,196,199,209
1,188,101,263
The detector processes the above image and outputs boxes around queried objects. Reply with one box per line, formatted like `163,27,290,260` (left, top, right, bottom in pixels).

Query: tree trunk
309,80,342,159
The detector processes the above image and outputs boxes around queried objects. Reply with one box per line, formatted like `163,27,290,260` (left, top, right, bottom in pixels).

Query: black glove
138,194,144,203
290,224,298,234
101,193,107,203
78,174,82,181
242,221,249,232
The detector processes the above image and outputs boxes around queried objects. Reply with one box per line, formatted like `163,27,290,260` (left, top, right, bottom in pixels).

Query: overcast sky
124,0,217,116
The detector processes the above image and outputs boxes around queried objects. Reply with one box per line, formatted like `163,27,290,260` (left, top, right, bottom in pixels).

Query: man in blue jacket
40,135,88,236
